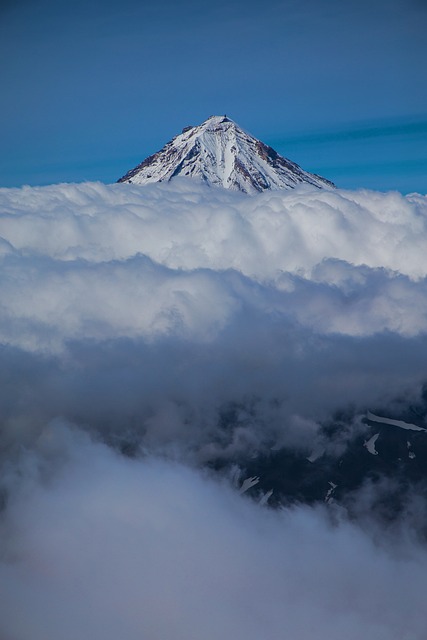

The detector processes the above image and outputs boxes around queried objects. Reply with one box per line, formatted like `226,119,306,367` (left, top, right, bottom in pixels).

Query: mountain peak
118,116,335,194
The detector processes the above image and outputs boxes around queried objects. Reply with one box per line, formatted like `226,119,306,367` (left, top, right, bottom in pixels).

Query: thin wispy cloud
269,116,427,192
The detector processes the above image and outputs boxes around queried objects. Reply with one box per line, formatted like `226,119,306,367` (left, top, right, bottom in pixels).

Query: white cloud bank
1,180,427,638
1,180,427,353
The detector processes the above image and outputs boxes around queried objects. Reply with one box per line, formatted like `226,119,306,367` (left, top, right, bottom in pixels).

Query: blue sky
1,0,426,192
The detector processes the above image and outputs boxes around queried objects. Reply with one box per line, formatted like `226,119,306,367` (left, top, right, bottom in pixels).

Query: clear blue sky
1,0,426,192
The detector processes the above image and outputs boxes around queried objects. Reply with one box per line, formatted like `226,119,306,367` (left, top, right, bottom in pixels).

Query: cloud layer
1,180,427,638
1,181,426,452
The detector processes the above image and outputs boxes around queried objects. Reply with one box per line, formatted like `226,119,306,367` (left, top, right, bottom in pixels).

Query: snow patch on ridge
367,412,427,432
364,433,380,455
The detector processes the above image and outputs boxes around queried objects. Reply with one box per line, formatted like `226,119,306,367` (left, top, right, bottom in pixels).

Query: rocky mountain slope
118,115,335,194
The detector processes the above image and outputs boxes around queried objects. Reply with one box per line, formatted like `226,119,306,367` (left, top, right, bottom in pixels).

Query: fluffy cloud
1,180,426,276
1,181,427,353
0,181,426,454
1,180,427,638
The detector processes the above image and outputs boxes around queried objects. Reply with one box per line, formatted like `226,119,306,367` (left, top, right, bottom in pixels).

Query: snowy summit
118,115,335,194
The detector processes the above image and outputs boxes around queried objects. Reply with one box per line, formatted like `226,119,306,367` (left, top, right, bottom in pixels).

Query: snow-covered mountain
118,115,335,194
